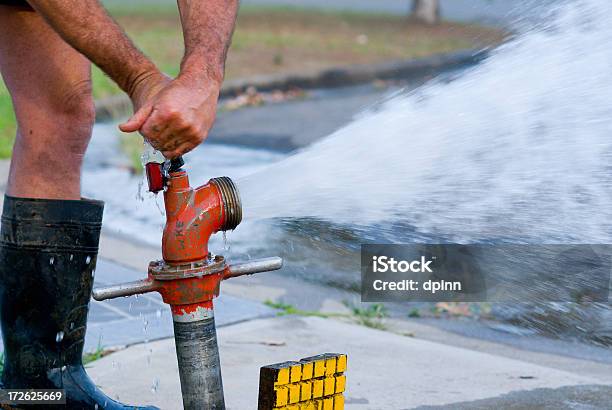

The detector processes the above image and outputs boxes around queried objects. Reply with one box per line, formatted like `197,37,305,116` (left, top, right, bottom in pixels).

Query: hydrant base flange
149,255,226,281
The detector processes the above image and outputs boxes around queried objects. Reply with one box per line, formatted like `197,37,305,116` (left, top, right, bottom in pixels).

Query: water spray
92,156,283,410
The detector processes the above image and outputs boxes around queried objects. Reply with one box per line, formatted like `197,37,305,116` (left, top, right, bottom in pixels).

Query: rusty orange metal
93,168,246,318
171,301,214,317
162,170,225,264
91,165,281,409
146,261,226,306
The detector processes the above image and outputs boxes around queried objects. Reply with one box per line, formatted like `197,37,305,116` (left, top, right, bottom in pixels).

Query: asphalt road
241,0,526,24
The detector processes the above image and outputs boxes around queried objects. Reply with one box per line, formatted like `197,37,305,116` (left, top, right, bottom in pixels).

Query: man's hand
119,75,220,158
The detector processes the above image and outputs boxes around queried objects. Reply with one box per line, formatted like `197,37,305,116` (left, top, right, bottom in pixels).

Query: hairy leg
0,6,93,199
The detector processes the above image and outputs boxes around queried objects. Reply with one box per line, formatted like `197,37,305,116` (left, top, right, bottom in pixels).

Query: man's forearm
177,0,239,84
27,0,160,98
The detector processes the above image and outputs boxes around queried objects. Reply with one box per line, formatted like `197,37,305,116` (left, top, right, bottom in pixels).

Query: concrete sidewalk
88,315,612,409
92,234,612,409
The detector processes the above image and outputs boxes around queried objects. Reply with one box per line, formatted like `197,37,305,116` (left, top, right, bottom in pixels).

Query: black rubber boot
0,196,158,410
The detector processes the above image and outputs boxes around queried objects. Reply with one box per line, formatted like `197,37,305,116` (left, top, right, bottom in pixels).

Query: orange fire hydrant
93,158,283,410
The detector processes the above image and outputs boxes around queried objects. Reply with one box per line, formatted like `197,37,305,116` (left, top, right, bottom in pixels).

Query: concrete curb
95,48,488,121
88,316,609,410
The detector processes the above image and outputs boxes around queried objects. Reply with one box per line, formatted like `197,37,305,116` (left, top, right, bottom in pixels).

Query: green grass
345,302,388,330
264,299,390,330
408,307,421,318
264,300,337,319
83,344,108,365
0,94,15,159
119,131,145,173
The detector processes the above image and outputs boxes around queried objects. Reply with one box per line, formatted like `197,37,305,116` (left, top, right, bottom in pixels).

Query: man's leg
0,5,93,199
0,6,159,409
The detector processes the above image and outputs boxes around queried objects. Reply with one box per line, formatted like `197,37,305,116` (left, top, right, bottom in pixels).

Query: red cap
145,162,165,193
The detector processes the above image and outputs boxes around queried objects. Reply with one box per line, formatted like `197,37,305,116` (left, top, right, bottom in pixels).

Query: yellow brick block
334,394,345,410
309,400,323,410
334,375,346,394
312,379,324,399
336,355,347,373
290,364,302,383
301,381,312,401
288,383,301,404
276,367,290,386
313,359,325,378
299,401,316,410
274,386,289,407
323,377,336,396
301,362,314,380
262,355,347,410
324,356,336,376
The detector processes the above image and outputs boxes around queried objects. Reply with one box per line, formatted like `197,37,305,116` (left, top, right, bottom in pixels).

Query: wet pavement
87,259,275,352
413,384,612,410
88,315,612,410
209,84,400,151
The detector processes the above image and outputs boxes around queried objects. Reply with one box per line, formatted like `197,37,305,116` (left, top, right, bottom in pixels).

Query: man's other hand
119,74,220,158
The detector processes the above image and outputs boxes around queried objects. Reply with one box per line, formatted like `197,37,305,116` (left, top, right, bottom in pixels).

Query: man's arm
26,0,166,105
120,0,239,158
177,0,238,85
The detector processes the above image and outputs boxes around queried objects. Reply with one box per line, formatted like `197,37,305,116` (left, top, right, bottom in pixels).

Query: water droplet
69,254,74,261
55,331,64,343
154,195,165,216
49,257,54,265
95,404,99,410
222,231,231,252
70,322,75,330
136,178,145,202
61,365,67,371
85,256,91,264
150,378,160,393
